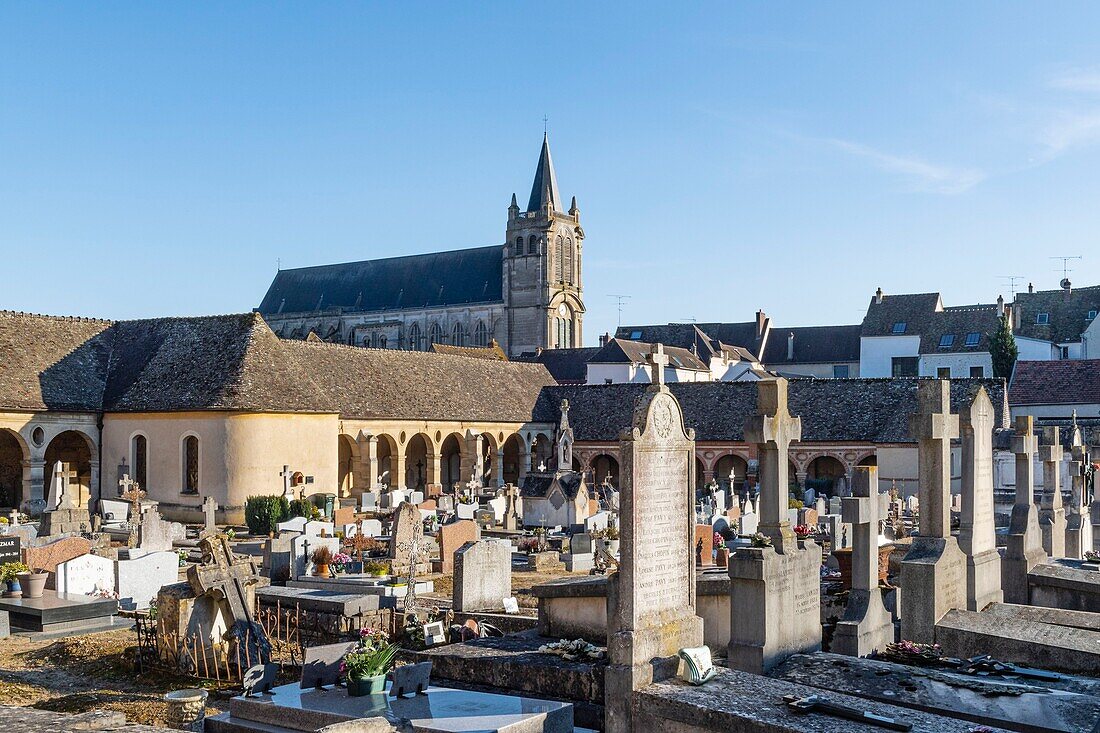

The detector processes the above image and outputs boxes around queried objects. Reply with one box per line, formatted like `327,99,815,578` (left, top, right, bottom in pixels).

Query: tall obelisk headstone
605,344,702,733
1039,426,1067,559
1001,415,1046,604
899,379,966,644
833,466,894,657
1065,436,1092,559
957,386,1003,611
728,378,822,673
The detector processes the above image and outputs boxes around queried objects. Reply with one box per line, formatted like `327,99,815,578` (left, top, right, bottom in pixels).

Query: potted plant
1,561,29,598
311,546,334,578
364,560,389,578
332,552,352,575
342,627,399,696
605,525,620,554
18,567,48,599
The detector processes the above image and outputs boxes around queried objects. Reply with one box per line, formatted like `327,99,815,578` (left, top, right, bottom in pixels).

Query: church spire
526,133,560,213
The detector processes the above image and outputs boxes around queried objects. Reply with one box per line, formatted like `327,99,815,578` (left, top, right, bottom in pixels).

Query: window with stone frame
937,367,951,379
451,322,465,346
563,237,574,284
182,435,199,494
473,321,489,347
528,235,539,255
407,323,421,351
514,236,523,255
378,334,387,349
131,434,148,490
428,322,443,347
969,366,984,378
891,356,918,377
555,235,564,281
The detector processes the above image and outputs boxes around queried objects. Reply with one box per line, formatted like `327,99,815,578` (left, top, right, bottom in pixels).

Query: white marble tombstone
116,550,178,611
304,520,335,537
958,387,1003,611
56,553,115,596
277,516,308,534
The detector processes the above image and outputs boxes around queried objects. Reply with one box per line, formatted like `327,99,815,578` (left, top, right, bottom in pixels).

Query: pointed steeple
526,133,560,213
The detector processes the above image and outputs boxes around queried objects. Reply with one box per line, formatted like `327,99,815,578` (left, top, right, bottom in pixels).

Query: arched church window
555,236,564,281
514,236,523,254
378,335,387,349
451,322,465,346
429,322,443,347
528,235,539,255
182,435,199,494
473,321,489,347
408,323,421,351
131,434,147,490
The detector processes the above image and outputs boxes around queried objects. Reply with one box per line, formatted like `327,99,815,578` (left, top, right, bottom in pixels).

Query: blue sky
3,3,1100,342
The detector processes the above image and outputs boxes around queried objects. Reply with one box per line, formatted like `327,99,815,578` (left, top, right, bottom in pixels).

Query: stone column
392,444,406,491
1065,444,1091,559
427,452,442,487
833,466,894,657
88,459,100,510
520,438,531,482
899,379,966,644
1039,427,1066,559
958,387,1003,611
22,459,47,516
1001,415,1046,604
461,431,483,487
494,448,505,487
358,433,378,490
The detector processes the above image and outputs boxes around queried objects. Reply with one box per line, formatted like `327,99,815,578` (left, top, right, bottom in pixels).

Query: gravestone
304,520,335,537
502,484,520,531
138,508,185,552
728,378,821,673
455,503,476,521
116,550,179,610
290,534,341,578
605,347,703,733
437,519,480,574
300,641,358,689
56,553,115,596
1066,442,1092,559
280,465,295,500
24,535,92,588
899,380,967,644
694,524,714,567
570,532,594,555
188,534,269,668
1002,416,1047,604
453,540,512,612
0,536,20,565
832,466,894,657
277,516,308,534
262,535,293,581
1039,427,1067,559
202,496,218,536
39,461,91,536
389,502,428,576
957,387,1003,611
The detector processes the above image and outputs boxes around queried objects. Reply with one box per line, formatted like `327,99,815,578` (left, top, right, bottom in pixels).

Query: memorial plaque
300,642,357,689
0,536,19,565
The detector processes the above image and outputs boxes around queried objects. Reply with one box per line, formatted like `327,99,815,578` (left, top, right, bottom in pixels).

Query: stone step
936,607,1100,674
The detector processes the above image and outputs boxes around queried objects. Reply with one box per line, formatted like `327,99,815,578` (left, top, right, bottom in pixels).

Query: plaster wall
860,335,920,377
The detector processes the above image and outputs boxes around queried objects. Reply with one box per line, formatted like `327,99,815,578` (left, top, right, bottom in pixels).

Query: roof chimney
1028,282,1034,294
756,310,767,339
875,287,884,305
599,332,611,347
996,294,1005,317
787,332,795,361
1062,278,1072,297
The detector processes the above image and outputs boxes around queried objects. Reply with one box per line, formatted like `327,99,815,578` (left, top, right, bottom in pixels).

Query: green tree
989,314,1018,378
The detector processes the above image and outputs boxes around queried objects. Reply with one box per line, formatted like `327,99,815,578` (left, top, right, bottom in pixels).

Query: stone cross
188,534,260,625
203,496,218,534
280,465,294,499
1040,427,1064,510
120,477,146,549
958,387,1002,611
744,378,801,552
908,379,959,539
118,473,136,497
647,342,669,386
833,466,894,657
46,461,71,510
1003,415,1047,604
1012,416,1038,506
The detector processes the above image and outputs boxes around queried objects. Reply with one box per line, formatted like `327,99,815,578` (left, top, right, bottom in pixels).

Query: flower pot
347,673,386,697
715,547,730,569
164,688,208,731
18,572,48,599
313,563,331,578
607,539,620,554
3,578,21,598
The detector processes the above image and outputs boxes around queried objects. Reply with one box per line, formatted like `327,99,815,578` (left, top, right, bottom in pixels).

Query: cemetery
0,331,1099,732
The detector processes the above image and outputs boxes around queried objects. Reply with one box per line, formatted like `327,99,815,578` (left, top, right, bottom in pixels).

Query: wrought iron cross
396,529,425,613
119,475,146,549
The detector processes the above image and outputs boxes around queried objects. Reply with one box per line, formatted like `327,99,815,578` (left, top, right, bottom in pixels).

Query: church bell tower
503,135,585,356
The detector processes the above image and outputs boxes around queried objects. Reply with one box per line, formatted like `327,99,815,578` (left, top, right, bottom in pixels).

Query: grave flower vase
3,578,21,598
347,673,386,697
18,571,48,599
313,563,331,578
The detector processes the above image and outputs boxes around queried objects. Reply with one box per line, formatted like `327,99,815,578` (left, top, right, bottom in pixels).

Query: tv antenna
999,275,1024,299
607,294,631,327
1050,255,1082,282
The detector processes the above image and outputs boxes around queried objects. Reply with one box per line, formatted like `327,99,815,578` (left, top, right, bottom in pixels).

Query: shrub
288,498,318,520
244,495,289,535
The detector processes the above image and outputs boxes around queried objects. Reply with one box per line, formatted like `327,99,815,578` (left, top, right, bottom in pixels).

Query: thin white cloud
827,139,986,194
1049,68,1100,94
1039,110,1100,155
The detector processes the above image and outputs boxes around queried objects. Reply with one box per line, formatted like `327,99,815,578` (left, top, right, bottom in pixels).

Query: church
256,135,586,357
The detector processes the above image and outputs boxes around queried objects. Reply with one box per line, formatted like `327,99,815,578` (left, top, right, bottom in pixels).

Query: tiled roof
762,325,861,365
1013,285,1100,344
0,311,555,422
588,338,708,371
534,378,1008,444
0,311,113,411
919,305,1001,354
860,293,942,338
615,321,767,360
256,245,504,316
513,347,600,385
1009,359,1100,407
430,342,508,361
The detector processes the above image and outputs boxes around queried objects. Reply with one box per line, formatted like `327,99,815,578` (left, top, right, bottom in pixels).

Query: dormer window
1036,312,1050,325
938,334,955,348
1088,310,1098,320
965,332,980,347
891,322,907,334
630,330,642,340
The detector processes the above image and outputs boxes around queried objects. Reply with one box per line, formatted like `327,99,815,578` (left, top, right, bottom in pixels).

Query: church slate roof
534,378,1008,444
615,322,767,360
588,338,708,371
1009,359,1100,407
762,325,862,365
526,134,561,213
256,245,504,316
1012,285,1100,344
514,347,601,385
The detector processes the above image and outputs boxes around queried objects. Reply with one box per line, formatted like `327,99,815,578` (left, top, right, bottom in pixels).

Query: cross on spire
744,378,802,551
909,380,959,539
648,343,669,386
